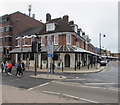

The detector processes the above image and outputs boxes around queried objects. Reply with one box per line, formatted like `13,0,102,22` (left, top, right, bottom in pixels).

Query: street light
99,33,106,56
20,37,23,62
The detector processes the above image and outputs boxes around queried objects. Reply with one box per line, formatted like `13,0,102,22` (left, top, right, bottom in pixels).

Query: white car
100,60,108,66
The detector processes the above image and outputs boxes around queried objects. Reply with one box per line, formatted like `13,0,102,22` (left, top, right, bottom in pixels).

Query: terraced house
10,13,99,70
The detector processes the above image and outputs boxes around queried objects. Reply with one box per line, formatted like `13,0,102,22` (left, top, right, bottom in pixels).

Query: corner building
11,13,99,70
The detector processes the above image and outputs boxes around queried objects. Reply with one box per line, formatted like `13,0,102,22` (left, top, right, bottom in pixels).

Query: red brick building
0,11,44,62
11,13,98,69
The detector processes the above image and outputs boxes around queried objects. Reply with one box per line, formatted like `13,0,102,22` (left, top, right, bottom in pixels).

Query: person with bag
7,61,13,75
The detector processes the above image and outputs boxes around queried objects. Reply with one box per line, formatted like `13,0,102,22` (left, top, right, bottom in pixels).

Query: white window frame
46,23,55,31
41,36,45,46
31,36,35,43
54,34,58,45
24,37,28,45
66,34,71,45
17,38,20,47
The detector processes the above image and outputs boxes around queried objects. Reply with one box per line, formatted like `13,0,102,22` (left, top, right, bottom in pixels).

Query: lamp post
99,33,106,56
20,37,23,62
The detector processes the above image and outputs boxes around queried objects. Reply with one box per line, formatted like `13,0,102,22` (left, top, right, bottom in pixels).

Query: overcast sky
0,0,118,53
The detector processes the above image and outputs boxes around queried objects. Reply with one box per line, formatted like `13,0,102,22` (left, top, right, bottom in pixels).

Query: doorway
65,54,70,67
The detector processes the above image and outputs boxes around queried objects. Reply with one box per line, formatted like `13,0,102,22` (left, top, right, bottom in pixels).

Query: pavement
28,65,106,80
2,84,86,103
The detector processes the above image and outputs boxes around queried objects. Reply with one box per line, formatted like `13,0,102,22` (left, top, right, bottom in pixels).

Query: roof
10,11,44,24
10,45,98,56
18,26,42,37
38,18,74,35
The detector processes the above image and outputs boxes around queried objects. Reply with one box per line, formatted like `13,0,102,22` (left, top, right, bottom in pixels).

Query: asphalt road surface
2,61,119,103
59,61,119,88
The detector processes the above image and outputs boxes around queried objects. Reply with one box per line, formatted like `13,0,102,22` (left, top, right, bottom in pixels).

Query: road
2,61,119,103
60,61,118,88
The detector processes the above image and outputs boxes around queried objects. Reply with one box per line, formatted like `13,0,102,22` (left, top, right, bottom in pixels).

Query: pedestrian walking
4,61,9,75
21,62,25,71
7,61,13,75
1,61,4,74
16,62,23,77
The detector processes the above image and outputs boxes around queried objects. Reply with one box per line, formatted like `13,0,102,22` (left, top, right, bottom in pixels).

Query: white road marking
54,81,118,91
63,93,80,99
85,83,117,85
43,90,60,95
28,82,51,90
79,97,99,103
108,88,119,91
42,90,99,103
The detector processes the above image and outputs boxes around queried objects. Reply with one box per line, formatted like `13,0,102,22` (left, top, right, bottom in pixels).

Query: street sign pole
47,40,54,74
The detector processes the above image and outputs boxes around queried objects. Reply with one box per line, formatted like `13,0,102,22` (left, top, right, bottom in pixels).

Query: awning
9,48,31,54
74,46,99,56
10,45,99,56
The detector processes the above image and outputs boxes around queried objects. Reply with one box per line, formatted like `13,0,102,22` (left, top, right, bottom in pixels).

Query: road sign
47,40,53,57
94,48,99,52
48,54,54,57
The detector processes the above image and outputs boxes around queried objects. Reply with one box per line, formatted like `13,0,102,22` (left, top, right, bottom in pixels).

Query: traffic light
32,41,37,53
38,42,41,52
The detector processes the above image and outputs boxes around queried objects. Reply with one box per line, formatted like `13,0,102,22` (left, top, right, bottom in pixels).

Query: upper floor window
54,34,58,45
41,36,45,46
31,36,35,42
66,34,71,45
0,27,4,33
46,23,55,31
24,37,28,45
17,38,20,46
5,36,12,42
1,17,10,24
5,25,12,32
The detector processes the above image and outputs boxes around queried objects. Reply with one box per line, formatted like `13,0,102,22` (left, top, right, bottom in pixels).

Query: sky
0,0,118,53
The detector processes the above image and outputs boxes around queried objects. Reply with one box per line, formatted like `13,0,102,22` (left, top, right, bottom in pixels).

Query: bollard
62,62,63,72
88,64,89,69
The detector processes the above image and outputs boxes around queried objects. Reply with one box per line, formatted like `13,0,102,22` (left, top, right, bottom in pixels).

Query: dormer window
46,23,55,31
70,24,78,33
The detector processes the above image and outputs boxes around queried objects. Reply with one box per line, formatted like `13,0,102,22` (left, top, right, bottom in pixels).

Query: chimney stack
46,13,51,23
63,15,69,23
69,21,74,25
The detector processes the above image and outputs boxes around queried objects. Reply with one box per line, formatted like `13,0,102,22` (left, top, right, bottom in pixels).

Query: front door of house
65,54,70,67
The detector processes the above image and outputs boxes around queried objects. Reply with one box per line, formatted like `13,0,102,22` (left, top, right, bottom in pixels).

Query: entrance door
65,54,70,67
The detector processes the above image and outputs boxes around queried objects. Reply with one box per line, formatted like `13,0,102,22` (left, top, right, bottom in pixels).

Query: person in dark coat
21,62,25,71
16,62,23,77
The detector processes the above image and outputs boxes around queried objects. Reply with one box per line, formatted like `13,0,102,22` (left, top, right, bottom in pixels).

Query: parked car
100,60,108,66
